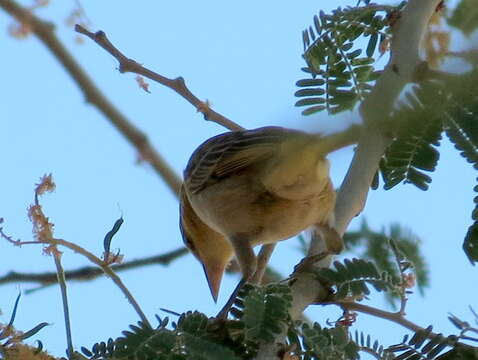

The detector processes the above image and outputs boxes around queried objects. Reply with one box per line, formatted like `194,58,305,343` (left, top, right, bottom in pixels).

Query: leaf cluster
353,331,395,360
79,284,293,360
344,220,429,305
388,326,460,360
376,68,478,263
296,3,403,115
317,258,399,300
231,283,293,346
80,314,245,360
378,81,445,191
288,322,359,360
0,294,49,359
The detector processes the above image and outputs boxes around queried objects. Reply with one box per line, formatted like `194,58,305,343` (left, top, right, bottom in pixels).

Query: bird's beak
202,262,226,303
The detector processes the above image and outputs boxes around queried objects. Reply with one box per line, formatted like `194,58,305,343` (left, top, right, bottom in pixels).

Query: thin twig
0,0,181,196
326,301,478,352
59,238,151,327
11,237,151,328
53,251,74,359
74,24,244,132
3,176,152,328
0,247,188,287
327,300,429,335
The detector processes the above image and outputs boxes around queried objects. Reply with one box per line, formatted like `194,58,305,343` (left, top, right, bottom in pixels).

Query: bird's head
179,186,234,302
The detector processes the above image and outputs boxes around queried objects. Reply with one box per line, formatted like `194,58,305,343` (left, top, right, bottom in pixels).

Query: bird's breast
187,174,336,247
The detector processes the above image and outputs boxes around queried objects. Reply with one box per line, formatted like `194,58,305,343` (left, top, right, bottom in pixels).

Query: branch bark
74,25,244,132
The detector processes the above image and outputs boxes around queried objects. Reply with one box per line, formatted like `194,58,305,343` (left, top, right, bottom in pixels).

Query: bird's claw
293,251,332,274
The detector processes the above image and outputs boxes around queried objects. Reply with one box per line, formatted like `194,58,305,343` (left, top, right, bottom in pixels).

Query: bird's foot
293,251,331,274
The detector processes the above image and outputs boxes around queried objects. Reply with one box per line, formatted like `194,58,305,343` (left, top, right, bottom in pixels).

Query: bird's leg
318,224,344,254
293,251,331,274
295,224,343,274
250,243,276,285
216,234,256,319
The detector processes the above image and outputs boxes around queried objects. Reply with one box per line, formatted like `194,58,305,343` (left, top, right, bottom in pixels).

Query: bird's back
183,126,307,194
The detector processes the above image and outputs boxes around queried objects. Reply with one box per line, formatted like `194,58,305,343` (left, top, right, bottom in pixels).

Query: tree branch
326,301,478,353
74,25,244,132
330,300,434,336
6,236,151,328
335,0,441,235
0,0,181,196
0,247,188,287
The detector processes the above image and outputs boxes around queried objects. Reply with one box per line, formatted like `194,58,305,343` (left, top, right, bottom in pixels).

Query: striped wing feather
184,127,298,193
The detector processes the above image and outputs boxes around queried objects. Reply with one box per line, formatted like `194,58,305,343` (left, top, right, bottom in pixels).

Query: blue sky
1,0,476,358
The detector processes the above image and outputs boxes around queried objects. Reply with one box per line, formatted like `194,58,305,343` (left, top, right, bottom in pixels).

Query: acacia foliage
297,0,478,264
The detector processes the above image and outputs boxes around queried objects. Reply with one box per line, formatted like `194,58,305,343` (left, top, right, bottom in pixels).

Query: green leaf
353,65,374,81
240,284,292,344
19,322,49,341
366,33,378,57
317,258,398,300
295,88,325,97
380,86,443,192
344,220,429,303
296,78,325,87
447,0,478,36
182,333,240,360
313,14,321,34
350,57,374,66
347,49,362,59
302,105,326,115
295,98,325,107
463,222,478,264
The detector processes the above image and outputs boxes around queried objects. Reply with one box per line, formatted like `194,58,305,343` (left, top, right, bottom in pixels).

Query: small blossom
28,204,54,241
136,76,151,93
35,174,56,196
403,273,416,289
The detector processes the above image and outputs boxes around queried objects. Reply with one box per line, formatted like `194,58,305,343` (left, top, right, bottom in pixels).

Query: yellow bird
180,125,359,317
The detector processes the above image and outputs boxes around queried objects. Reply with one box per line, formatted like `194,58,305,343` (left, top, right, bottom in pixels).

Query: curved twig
74,25,244,133
10,237,151,328
0,0,181,196
0,247,188,287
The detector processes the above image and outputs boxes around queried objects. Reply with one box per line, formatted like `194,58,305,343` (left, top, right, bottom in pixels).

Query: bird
179,125,359,318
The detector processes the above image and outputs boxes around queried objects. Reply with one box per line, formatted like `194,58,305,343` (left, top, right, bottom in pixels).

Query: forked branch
75,24,244,132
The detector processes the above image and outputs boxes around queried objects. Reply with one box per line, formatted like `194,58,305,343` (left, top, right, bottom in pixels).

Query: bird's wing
184,126,298,194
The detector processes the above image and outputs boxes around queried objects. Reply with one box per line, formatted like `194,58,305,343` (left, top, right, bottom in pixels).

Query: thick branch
334,0,441,235
74,25,244,132
0,0,181,196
